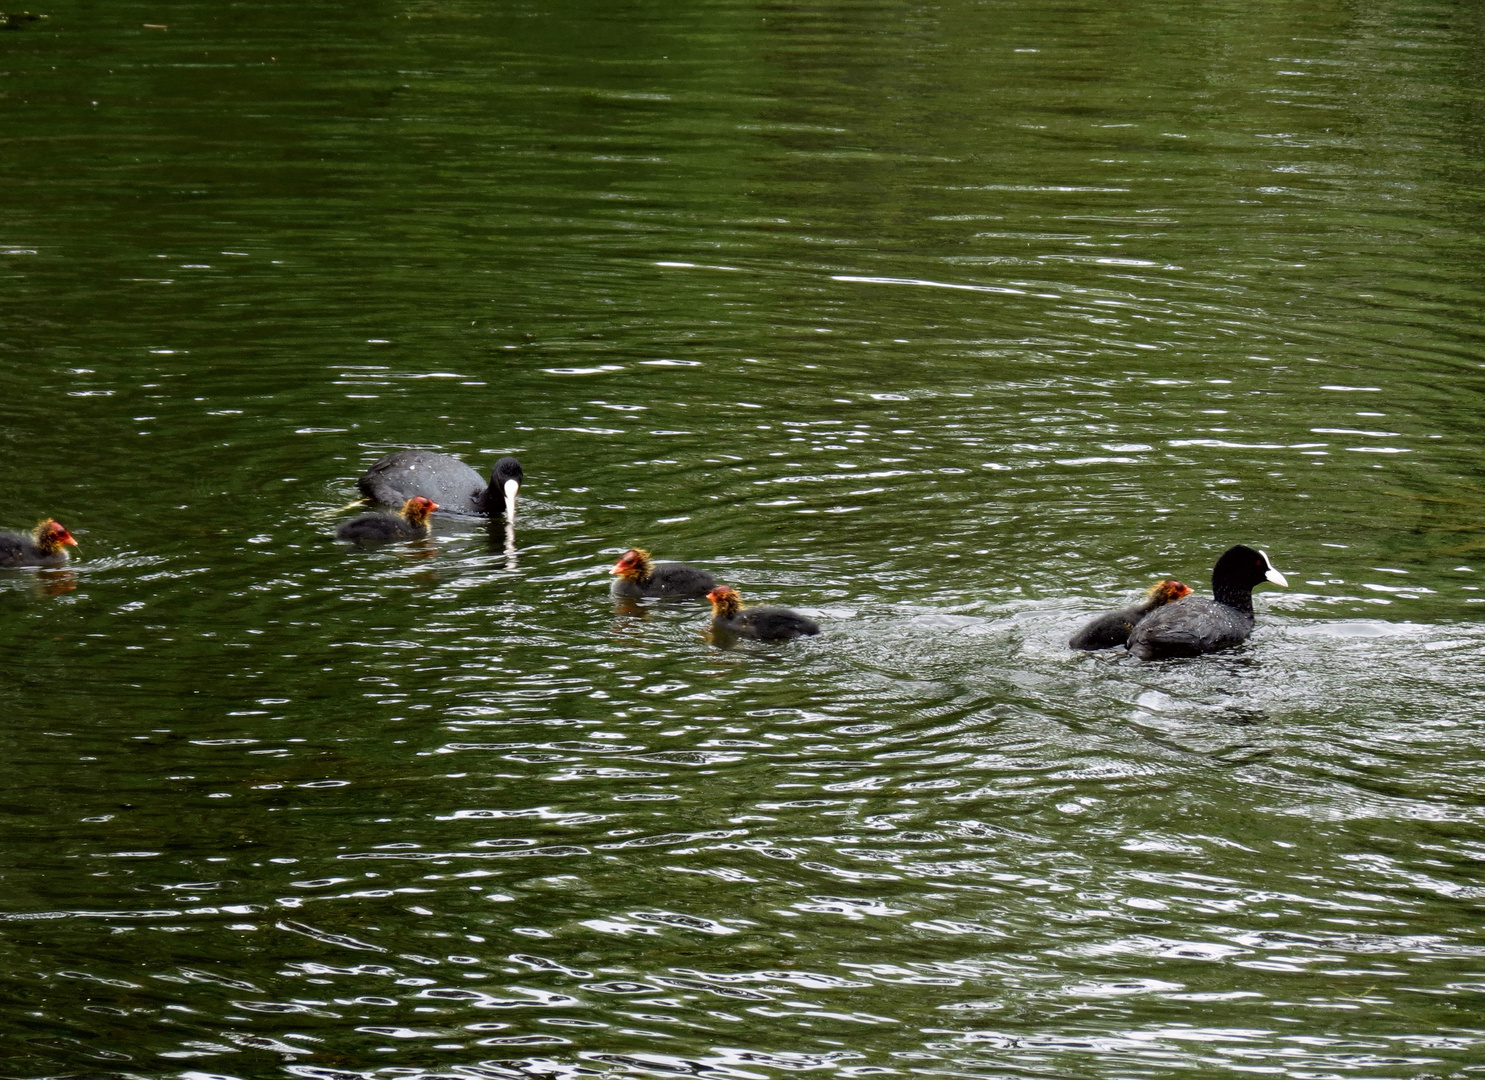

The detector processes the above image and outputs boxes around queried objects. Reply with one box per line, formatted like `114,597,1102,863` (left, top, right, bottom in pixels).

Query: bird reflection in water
611,595,645,619
394,539,438,564
492,517,518,570
36,568,78,597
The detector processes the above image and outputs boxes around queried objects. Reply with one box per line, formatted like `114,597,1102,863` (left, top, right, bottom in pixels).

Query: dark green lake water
4,1,1485,1077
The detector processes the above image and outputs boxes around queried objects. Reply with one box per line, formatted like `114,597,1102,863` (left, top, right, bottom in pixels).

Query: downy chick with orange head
1068,578,1192,651
336,496,438,544
0,518,77,567
706,585,820,642
610,547,716,599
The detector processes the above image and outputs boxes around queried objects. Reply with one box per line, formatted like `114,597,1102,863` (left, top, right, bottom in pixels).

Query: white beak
503,477,520,521
1260,550,1288,587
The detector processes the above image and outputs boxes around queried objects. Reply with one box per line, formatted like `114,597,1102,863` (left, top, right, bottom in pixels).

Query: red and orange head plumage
706,585,743,619
1146,578,1192,605
611,548,653,581
34,519,76,553
400,496,437,527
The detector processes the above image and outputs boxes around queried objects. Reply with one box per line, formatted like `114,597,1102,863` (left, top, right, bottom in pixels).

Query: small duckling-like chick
1069,578,1193,651
610,547,716,599
706,585,820,641
335,496,437,544
0,519,77,567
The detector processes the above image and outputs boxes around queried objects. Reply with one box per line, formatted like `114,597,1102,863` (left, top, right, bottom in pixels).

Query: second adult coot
358,451,522,519
1069,578,1192,651
1127,545,1287,660
336,496,437,544
706,586,820,641
610,548,716,599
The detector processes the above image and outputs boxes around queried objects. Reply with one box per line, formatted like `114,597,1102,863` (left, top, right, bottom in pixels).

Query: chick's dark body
611,562,716,599
712,606,820,641
1069,580,1192,651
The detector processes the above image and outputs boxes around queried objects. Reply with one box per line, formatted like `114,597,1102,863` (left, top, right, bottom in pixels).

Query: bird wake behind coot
1127,545,1287,660
358,451,522,519
1069,579,1193,651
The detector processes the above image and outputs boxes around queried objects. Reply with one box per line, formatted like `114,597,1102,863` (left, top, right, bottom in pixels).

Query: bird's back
336,512,420,543
646,562,717,598
723,606,820,641
1068,605,1142,651
359,451,485,515
0,532,31,566
1128,596,1253,659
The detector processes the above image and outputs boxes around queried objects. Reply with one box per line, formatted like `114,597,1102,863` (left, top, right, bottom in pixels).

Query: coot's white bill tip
1259,550,1286,587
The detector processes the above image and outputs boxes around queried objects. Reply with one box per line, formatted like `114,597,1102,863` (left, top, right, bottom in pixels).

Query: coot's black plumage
1069,579,1192,651
358,451,523,518
336,496,437,544
1127,545,1287,660
610,548,716,599
0,518,77,567
707,586,820,641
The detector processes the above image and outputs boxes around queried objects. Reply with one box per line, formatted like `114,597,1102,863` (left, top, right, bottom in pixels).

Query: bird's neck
1212,580,1254,613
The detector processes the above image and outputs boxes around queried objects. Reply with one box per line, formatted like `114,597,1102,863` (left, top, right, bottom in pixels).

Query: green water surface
3,0,1485,1077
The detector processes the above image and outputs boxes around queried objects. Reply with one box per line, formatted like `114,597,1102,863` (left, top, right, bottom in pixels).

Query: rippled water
4,0,1485,1077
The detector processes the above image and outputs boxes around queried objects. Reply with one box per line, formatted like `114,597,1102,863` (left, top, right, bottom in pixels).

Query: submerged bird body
706,586,819,641
1128,545,1287,660
1069,579,1192,651
336,496,437,543
358,451,522,518
610,548,716,599
0,519,76,567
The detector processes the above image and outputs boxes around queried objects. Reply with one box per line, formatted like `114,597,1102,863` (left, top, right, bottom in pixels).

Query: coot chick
336,496,437,544
0,518,77,567
1069,578,1193,651
707,586,820,641
1128,545,1287,660
610,547,716,599
358,451,522,518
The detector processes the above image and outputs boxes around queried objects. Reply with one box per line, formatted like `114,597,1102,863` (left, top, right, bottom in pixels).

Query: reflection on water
2,0,1485,1076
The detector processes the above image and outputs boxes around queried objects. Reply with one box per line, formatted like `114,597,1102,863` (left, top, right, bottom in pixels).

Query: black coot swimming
1069,579,1192,651
1127,545,1287,660
336,496,437,544
358,451,523,518
0,519,77,567
610,548,716,599
706,586,820,641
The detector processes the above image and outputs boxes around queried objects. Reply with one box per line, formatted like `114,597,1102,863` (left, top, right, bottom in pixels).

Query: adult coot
1127,545,1287,660
706,586,820,641
1069,579,1192,651
0,518,76,567
336,496,437,544
610,548,716,599
358,451,522,518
